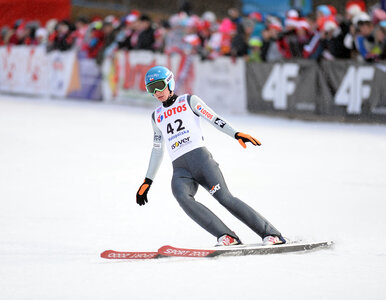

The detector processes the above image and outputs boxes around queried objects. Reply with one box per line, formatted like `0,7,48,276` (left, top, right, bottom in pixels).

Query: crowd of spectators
1,0,385,63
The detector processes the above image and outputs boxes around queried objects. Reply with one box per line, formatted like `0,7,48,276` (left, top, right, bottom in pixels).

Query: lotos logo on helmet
196,105,213,120
157,104,187,123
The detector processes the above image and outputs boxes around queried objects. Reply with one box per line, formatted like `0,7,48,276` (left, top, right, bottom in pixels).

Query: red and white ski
158,241,333,258
101,241,333,260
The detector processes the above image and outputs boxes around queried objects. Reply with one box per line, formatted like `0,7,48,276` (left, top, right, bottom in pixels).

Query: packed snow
0,95,385,300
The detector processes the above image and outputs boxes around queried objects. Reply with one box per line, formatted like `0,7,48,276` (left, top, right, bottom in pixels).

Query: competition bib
154,94,204,161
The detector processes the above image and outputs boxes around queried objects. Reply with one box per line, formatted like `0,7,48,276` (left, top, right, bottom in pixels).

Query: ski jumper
145,94,282,240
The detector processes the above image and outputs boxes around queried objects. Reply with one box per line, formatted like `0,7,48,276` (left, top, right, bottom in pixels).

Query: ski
100,250,162,260
158,241,334,258
101,241,333,260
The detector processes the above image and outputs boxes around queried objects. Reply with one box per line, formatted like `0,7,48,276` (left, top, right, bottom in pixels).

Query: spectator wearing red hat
117,11,140,50
319,18,351,60
295,18,312,57
261,18,291,61
248,11,265,40
340,1,366,58
282,9,309,58
346,0,366,13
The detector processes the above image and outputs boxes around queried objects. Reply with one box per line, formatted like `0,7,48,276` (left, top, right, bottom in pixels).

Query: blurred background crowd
1,0,385,64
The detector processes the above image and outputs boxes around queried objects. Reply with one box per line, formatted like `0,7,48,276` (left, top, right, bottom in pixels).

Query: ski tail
101,250,160,260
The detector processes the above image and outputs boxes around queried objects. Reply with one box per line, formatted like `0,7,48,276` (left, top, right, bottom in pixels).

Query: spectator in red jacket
8,21,28,45
86,21,105,58
73,16,90,56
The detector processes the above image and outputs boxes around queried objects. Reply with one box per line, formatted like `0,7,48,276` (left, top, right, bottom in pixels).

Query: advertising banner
320,60,386,117
102,50,247,113
68,57,102,101
48,50,79,98
246,60,330,114
193,56,247,114
0,46,29,94
0,46,79,98
247,60,386,120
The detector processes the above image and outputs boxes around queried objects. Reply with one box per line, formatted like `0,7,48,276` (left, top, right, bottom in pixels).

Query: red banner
0,0,70,27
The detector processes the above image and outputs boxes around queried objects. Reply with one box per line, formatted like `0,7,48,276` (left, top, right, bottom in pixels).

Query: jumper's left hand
235,132,261,148
136,178,153,206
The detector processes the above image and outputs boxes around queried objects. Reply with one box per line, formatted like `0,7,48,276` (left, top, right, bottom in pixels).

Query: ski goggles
146,80,168,94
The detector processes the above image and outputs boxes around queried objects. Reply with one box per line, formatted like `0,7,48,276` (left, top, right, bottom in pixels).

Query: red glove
235,132,262,148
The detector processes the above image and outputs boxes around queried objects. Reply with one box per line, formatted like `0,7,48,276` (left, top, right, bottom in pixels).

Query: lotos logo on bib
196,105,213,120
157,104,187,123
157,114,164,123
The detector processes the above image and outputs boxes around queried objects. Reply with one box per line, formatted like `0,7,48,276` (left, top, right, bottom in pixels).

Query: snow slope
0,95,385,300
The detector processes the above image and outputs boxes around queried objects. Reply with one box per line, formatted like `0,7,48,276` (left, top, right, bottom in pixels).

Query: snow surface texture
0,95,385,300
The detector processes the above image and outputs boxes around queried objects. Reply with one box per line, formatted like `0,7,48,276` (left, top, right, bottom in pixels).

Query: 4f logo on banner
334,66,374,114
262,63,299,110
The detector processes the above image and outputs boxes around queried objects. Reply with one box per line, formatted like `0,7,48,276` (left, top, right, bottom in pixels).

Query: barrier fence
1,45,385,121
247,59,386,121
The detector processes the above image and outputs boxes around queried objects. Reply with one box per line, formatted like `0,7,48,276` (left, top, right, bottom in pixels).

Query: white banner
48,50,78,98
0,46,78,98
25,47,50,96
193,56,246,114
0,46,28,93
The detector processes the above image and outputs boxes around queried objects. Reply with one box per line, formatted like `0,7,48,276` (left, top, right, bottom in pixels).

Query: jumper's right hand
136,178,153,206
235,132,261,149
